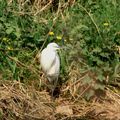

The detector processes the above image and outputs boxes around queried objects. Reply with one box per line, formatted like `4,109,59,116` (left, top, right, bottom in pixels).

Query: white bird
40,42,60,97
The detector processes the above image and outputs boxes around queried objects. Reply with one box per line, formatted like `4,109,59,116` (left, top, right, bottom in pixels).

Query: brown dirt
0,80,119,120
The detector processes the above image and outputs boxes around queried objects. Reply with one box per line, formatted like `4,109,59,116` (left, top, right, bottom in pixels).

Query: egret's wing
40,48,56,73
47,54,60,76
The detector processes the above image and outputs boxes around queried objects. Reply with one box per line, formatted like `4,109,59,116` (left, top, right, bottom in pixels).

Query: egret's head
47,42,60,51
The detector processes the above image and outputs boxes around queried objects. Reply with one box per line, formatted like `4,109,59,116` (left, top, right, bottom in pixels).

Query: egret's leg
52,77,58,97
47,75,58,99
51,88,55,100
47,77,55,99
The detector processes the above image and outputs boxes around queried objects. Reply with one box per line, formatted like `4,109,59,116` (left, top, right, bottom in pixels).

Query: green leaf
6,27,14,34
97,74,105,82
92,47,102,53
15,32,21,38
94,84,105,90
96,59,103,65
0,23,3,29
14,27,21,38
82,75,92,85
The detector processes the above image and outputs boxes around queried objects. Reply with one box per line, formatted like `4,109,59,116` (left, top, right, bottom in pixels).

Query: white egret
40,42,60,97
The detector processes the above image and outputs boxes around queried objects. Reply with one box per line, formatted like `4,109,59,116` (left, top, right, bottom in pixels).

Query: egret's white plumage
40,42,60,96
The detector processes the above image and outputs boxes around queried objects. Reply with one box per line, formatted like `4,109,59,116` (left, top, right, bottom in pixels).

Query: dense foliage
0,0,120,98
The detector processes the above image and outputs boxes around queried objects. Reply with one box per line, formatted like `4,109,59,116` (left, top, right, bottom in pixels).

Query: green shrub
0,0,119,97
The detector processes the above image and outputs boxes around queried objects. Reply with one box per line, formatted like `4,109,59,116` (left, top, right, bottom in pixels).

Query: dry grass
0,78,120,120
7,0,76,15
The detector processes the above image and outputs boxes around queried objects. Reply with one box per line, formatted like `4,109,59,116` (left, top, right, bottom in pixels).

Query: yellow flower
64,39,67,42
2,38,10,43
103,22,109,26
48,31,54,36
116,45,120,54
56,36,62,40
7,46,13,50
3,37,8,42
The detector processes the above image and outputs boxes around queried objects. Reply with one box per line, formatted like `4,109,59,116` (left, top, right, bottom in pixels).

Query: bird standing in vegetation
40,43,60,98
